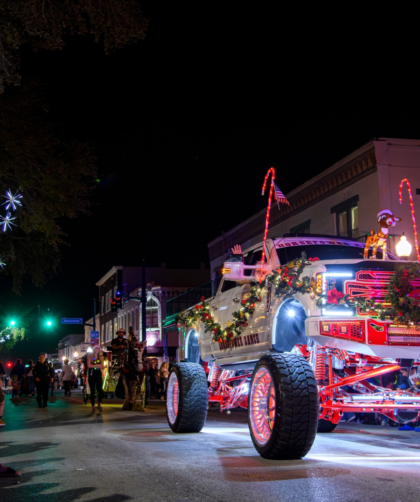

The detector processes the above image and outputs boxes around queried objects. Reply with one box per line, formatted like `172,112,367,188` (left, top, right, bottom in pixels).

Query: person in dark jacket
10,359,25,396
33,353,53,408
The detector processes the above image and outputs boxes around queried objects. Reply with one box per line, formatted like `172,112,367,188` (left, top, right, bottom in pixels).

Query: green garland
177,257,420,343
177,286,263,343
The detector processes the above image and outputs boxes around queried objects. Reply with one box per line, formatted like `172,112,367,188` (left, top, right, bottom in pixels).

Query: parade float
167,171,420,460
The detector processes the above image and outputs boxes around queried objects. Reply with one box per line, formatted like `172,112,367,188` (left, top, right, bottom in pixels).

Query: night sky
2,4,419,361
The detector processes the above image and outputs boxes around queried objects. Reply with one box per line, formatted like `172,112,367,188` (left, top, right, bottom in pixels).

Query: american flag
274,183,289,207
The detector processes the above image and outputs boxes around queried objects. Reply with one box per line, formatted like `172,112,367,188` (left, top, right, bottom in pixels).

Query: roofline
208,140,379,248
96,266,123,286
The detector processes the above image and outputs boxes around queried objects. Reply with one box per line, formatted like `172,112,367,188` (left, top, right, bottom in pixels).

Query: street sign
61,318,83,325
90,331,99,346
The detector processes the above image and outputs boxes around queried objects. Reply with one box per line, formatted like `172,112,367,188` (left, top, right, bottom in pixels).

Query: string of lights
399,178,420,261
261,167,276,264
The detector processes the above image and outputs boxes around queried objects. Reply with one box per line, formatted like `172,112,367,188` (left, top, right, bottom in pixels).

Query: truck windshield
276,244,398,264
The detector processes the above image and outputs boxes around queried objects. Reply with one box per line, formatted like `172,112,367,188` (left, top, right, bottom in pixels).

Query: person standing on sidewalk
10,359,25,395
62,359,72,396
33,353,54,408
87,347,104,413
158,362,169,400
0,377,5,427
26,360,35,396
49,362,56,397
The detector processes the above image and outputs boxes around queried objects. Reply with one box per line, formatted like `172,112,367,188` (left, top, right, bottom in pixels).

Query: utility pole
142,259,146,343
93,298,96,332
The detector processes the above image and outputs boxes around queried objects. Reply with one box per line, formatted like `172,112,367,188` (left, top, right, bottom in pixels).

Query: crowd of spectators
146,360,170,400
0,356,78,401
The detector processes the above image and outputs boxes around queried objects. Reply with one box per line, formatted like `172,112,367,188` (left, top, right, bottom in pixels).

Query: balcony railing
166,281,214,317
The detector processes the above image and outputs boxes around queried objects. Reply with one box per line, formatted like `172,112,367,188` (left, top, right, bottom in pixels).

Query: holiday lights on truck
169,169,420,461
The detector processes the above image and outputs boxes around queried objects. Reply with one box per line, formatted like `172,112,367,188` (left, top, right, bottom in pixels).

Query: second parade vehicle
166,234,420,459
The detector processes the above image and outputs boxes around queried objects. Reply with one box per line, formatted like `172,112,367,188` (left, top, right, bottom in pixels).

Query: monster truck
166,234,420,459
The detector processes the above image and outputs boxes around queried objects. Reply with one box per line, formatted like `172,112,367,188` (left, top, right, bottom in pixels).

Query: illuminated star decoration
0,212,16,232
3,189,23,211
0,188,22,267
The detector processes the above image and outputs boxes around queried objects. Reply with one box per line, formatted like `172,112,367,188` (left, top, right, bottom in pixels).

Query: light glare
322,309,354,316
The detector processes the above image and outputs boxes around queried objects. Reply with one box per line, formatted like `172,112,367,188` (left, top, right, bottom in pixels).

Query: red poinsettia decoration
308,257,320,262
408,290,420,300
201,296,205,301
327,288,344,305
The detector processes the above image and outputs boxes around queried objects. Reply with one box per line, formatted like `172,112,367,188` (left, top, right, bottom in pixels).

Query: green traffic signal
9,320,16,326
46,320,52,326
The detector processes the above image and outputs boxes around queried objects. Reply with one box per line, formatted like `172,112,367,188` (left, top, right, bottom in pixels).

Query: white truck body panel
183,237,416,366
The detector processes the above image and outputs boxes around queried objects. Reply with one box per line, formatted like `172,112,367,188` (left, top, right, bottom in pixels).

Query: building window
331,196,359,239
290,219,311,235
146,297,159,328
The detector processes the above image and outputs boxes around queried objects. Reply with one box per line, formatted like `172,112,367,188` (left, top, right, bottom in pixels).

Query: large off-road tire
317,419,338,433
248,353,318,459
166,363,208,433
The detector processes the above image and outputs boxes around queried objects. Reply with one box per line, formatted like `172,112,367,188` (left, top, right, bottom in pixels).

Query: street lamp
62,356,66,361
396,233,412,258
73,351,78,359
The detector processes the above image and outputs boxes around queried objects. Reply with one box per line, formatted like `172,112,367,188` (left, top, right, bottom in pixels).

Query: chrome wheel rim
167,371,179,425
249,366,275,445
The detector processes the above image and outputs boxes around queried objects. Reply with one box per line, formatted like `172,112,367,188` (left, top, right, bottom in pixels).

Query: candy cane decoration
399,178,420,261
261,168,276,263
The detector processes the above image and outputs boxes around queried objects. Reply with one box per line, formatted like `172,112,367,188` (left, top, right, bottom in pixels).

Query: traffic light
110,298,117,312
6,362,12,368
115,291,122,309
9,320,16,326
46,320,52,327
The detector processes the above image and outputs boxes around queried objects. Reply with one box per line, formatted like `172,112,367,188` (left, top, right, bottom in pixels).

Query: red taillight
320,320,365,343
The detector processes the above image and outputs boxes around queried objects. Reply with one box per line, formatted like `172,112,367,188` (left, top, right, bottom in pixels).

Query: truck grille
388,326,420,346
320,320,365,342
345,270,420,315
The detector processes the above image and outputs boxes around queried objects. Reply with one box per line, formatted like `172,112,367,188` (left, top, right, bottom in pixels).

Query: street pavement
1,391,420,502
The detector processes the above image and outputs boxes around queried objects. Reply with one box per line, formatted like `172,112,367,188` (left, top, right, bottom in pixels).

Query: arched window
146,297,159,328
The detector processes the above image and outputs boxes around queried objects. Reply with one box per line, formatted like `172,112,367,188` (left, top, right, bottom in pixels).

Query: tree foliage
0,83,97,292
0,305,34,353
0,0,148,293
0,0,148,92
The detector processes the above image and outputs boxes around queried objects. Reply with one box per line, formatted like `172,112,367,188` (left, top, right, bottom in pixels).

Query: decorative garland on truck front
177,257,420,343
